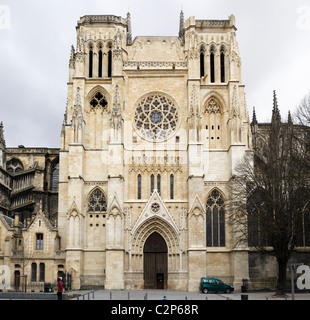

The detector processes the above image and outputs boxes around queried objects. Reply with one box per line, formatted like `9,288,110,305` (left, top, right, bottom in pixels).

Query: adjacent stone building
0,12,309,292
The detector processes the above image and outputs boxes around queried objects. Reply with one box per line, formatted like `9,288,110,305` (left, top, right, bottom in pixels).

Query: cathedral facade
0,12,261,292
57,12,251,291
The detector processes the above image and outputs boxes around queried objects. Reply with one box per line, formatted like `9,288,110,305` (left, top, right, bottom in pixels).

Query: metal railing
75,290,95,300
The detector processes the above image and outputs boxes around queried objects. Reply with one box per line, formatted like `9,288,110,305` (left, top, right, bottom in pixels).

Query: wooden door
143,232,168,289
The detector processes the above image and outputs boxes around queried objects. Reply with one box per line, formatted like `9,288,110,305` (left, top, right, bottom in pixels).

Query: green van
200,277,234,294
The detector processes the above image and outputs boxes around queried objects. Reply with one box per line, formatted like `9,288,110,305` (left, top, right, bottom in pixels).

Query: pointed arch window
6,158,24,174
51,162,59,191
200,49,205,78
170,174,174,200
98,47,103,78
150,174,155,194
137,174,142,200
220,46,225,83
88,189,107,212
108,48,112,78
205,98,223,148
89,46,93,78
210,47,215,83
157,174,161,195
90,91,108,111
206,190,225,247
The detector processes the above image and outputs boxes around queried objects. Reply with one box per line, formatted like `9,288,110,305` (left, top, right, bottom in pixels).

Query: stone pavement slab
66,289,310,301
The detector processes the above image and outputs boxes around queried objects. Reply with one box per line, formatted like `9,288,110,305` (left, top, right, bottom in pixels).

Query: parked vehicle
200,277,234,294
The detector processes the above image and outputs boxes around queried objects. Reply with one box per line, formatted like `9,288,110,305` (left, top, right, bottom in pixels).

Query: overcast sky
1,0,310,148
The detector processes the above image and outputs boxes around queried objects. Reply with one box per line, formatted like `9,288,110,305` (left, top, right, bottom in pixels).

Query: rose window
134,93,179,141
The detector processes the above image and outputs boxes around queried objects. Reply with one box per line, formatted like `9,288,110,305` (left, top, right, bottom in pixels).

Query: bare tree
229,91,310,296
295,91,310,126
12,236,35,292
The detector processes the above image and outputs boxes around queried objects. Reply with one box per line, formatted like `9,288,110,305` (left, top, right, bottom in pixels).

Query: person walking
57,277,63,300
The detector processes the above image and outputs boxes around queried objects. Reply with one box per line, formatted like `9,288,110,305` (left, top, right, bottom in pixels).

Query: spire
252,107,258,125
272,90,281,123
69,45,76,68
287,110,292,125
0,121,6,149
179,9,185,43
126,12,132,45
251,107,258,134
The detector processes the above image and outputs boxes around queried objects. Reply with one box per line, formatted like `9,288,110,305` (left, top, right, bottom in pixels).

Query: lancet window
206,190,225,247
88,189,107,212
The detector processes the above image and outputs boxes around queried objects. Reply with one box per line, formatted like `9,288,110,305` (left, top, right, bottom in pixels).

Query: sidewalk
66,289,310,301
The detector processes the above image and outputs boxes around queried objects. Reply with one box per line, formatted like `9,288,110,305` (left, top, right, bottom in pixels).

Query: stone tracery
134,93,179,141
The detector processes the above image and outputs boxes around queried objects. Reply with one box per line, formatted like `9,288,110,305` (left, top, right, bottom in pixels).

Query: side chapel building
1,12,308,292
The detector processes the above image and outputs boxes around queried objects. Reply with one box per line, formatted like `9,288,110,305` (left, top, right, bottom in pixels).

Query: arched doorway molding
129,216,181,289
131,216,179,256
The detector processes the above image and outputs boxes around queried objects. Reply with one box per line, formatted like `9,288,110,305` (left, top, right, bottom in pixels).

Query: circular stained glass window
134,93,179,141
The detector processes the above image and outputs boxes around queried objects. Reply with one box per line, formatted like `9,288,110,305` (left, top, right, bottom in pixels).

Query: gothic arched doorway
143,232,168,289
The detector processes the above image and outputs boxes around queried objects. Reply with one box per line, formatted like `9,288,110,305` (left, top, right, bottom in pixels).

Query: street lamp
290,263,304,300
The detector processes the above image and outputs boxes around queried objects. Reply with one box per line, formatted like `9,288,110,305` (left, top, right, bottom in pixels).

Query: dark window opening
151,175,154,194
210,52,215,83
157,174,161,195
170,174,174,200
31,263,37,282
39,263,45,282
98,50,103,78
200,51,205,78
89,49,93,78
220,52,225,83
108,50,112,77
138,174,142,200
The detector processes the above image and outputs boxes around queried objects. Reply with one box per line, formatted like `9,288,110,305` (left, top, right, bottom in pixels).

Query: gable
131,189,179,236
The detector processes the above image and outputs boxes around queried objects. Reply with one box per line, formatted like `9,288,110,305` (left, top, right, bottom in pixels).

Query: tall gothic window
220,46,225,83
200,49,205,78
137,174,142,200
98,48,103,78
204,97,223,149
206,190,225,247
89,46,93,78
108,48,112,77
88,189,107,212
157,174,161,195
170,174,174,200
51,162,59,191
210,47,215,83
150,175,155,194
